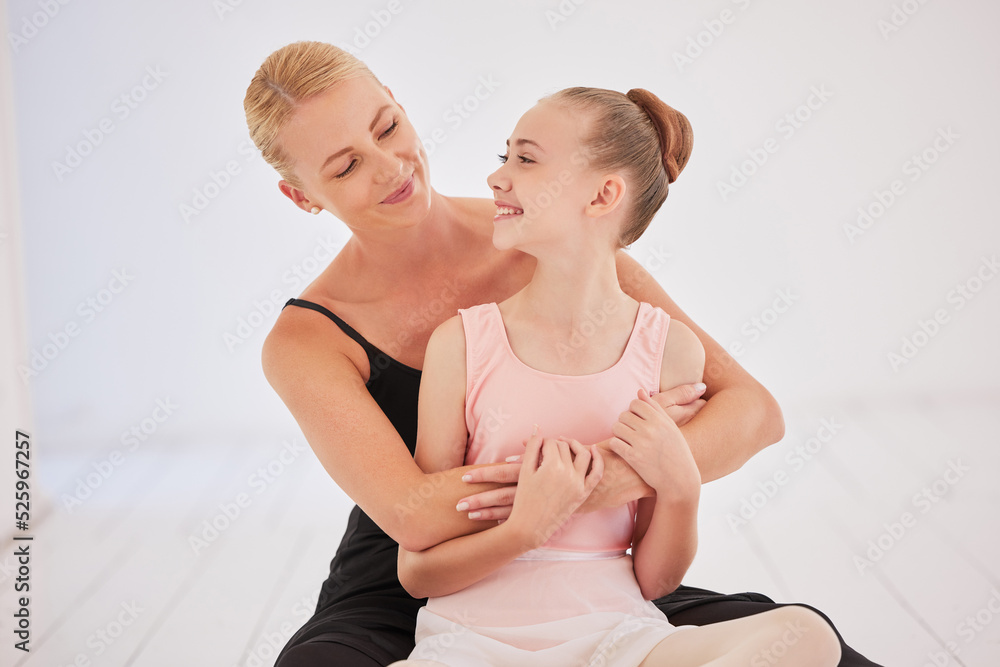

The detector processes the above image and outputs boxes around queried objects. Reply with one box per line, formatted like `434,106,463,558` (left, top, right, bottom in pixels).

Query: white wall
6,0,999,456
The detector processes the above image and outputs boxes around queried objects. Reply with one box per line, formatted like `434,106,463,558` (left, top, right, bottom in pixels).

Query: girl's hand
609,388,700,502
507,433,604,550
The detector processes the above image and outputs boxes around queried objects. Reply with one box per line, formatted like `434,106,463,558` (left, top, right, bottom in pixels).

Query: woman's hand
650,382,707,427
609,388,700,502
453,462,521,521
506,433,604,550
456,382,706,519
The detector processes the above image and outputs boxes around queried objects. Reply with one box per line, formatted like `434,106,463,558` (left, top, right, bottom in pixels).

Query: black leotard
273,298,882,667
276,298,424,665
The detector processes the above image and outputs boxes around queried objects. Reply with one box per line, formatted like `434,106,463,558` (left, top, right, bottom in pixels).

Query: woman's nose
373,149,404,184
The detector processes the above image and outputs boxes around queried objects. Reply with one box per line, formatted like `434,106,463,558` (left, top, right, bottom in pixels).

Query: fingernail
505,455,521,462
461,474,472,482
694,382,707,392
531,424,539,436
468,511,481,519
456,502,469,511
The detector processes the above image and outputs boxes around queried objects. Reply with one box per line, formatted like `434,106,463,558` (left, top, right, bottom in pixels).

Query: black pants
274,584,882,666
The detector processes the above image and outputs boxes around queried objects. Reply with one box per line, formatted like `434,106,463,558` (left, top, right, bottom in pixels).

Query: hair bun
626,89,693,184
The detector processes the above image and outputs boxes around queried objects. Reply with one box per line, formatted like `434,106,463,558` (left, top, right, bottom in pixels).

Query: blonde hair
244,41,380,188
546,87,693,247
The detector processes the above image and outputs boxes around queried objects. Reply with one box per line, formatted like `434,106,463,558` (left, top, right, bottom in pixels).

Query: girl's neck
504,245,633,332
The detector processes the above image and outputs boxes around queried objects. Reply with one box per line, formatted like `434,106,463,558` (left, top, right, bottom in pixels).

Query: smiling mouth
382,176,414,205
494,205,524,219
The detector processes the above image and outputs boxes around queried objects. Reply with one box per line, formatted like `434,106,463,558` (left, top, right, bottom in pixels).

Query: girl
392,88,841,666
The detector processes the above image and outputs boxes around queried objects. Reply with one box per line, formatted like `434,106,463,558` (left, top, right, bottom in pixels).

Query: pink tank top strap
457,303,506,398
621,302,671,395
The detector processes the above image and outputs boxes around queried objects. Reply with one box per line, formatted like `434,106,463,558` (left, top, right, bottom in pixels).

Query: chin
491,223,522,251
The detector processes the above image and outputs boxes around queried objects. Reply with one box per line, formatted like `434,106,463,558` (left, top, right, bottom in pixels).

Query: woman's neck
343,190,471,276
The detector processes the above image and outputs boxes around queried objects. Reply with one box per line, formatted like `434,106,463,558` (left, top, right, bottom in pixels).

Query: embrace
243,41,879,667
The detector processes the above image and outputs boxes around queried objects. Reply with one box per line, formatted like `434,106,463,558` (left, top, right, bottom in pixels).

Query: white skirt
408,550,692,667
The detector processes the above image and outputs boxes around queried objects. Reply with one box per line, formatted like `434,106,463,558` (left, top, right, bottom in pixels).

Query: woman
390,86,840,666
243,41,878,666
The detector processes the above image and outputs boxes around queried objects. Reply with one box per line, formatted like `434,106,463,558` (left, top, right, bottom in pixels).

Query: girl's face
277,76,432,231
487,100,605,253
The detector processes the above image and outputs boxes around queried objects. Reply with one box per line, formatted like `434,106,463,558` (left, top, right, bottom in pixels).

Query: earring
310,206,320,215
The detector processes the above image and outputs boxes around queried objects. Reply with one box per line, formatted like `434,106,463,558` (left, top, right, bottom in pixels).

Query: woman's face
486,100,602,252
277,75,431,231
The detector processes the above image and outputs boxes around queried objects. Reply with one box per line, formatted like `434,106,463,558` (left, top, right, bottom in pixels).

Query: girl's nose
487,165,509,192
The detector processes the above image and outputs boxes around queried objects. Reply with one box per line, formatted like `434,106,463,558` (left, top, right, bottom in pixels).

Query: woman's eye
380,120,398,138
497,153,508,163
335,159,357,179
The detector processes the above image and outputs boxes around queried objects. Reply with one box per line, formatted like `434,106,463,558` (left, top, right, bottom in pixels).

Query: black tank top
282,298,427,613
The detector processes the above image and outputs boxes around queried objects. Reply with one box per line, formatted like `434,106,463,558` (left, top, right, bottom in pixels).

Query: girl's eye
497,153,533,164
335,159,357,179
380,120,398,138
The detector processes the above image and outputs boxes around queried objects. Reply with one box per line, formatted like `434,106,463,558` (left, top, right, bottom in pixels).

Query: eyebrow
319,104,394,174
507,138,545,152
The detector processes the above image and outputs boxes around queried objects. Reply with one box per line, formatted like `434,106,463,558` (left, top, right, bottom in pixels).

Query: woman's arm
398,436,602,598
616,250,785,482
262,307,509,552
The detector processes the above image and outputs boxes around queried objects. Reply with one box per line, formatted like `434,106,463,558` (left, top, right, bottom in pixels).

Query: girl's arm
397,316,603,599
616,250,785,482
397,315,533,597
610,319,705,599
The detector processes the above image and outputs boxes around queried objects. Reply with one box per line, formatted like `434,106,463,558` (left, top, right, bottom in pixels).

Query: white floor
2,398,997,666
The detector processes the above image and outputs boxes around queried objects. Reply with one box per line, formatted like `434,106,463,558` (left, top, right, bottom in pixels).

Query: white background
9,0,1000,445
2,1,999,665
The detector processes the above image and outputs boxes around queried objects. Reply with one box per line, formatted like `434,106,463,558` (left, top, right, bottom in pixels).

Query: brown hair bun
625,88,693,184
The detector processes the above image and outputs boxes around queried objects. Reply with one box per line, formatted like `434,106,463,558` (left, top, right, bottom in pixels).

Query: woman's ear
278,180,318,213
586,174,627,218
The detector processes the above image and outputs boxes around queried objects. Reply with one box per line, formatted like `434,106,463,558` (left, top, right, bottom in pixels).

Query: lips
382,175,414,205
494,201,524,220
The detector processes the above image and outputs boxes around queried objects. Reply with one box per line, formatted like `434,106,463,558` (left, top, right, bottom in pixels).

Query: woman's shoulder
446,195,496,233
